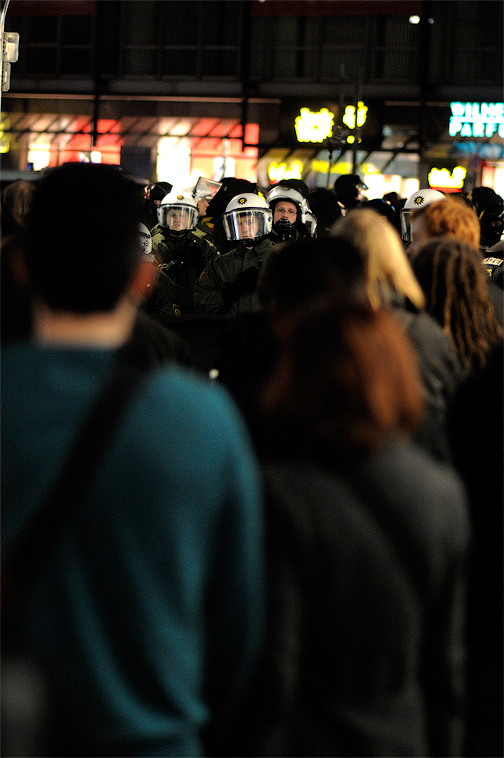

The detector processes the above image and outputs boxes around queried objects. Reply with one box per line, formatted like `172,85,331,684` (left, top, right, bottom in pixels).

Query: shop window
161,49,198,78
321,16,365,46
270,17,318,79
201,2,242,47
61,48,92,77
122,48,159,77
320,50,363,81
122,1,159,46
25,16,58,45
370,16,416,82
62,16,93,46
25,47,58,76
162,3,200,44
202,49,237,78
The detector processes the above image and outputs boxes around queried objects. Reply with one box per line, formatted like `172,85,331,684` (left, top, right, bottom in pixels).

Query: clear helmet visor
400,208,413,244
223,209,272,242
158,204,198,231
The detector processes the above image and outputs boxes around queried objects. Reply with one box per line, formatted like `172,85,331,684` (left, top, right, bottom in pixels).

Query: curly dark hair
412,237,503,368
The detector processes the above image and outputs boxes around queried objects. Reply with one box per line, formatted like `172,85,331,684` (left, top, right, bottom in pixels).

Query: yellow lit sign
342,101,368,131
268,160,304,182
295,108,334,143
0,117,10,153
428,166,467,190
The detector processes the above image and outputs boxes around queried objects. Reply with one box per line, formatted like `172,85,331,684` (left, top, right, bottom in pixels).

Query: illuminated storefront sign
342,101,368,143
268,160,304,183
295,103,369,145
295,108,334,143
428,166,467,191
449,102,504,139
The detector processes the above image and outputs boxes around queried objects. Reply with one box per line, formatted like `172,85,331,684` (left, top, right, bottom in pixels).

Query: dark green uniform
194,237,275,317
146,224,219,318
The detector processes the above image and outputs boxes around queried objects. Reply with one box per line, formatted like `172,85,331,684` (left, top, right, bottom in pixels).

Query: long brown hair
260,301,424,458
412,237,503,368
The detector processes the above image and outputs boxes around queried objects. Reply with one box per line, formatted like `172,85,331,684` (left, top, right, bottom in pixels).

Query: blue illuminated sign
449,102,504,139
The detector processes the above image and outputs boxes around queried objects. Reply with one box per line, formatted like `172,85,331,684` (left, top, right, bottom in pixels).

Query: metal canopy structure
3,111,245,150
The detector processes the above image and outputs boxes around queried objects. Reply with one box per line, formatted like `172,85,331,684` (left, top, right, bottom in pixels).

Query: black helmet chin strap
166,228,187,238
273,220,297,241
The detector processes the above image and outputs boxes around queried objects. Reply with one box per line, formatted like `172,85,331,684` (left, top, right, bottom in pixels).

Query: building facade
1,0,503,197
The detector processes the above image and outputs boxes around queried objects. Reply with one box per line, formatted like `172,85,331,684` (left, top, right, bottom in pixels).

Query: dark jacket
147,225,219,317
194,237,275,317
221,439,470,758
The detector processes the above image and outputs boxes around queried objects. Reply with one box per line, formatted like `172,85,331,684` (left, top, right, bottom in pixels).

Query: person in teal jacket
194,193,275,317
1,162,264,758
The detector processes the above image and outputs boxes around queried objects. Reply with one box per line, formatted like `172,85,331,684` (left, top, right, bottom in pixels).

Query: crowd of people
1,162,502,758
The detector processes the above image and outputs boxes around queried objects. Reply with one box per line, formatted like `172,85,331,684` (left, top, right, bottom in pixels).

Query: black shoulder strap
2,357,149,599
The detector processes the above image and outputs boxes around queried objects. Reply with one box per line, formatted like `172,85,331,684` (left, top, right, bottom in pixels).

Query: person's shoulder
142,363,248,437
365,436,469,533
257,237,276,253
398,307,457,356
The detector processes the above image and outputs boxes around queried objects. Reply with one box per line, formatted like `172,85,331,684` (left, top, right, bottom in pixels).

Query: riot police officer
146,191,219,319
142,181,173,229
266,185,310,243
194,193,274,317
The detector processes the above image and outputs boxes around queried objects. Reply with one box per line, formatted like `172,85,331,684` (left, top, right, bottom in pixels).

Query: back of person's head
363,197,401,233
468,186,504,248
260,301,424,458
411,196,480,248
331,208,426,311
308,188,342,236
1,180,37,236
258,235,367,319
206,177,258,219
24,162,141,314
411,236,503,368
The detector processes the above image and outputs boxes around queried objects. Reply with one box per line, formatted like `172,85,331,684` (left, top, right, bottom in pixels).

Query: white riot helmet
400,188,446,244
223,193,272,243
304,209,318,237
138,223,153,257
266,185,309,240
158,191,199,234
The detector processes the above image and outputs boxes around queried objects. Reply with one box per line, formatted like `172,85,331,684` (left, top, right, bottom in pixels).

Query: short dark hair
24,162,141,313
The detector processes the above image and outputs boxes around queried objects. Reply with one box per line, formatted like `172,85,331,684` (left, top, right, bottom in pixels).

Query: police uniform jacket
194,237,275,317
148,225,219,317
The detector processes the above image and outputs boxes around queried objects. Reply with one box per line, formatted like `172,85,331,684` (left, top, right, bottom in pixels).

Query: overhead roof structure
3,111,246,150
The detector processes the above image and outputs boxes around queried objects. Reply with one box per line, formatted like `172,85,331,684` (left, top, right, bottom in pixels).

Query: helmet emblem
237,197,248,204
177,194,184,200
413,195,425,205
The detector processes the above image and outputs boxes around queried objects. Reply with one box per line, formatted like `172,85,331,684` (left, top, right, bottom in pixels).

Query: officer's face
167,208,188,231
197,197,210,217
238,214,260,239
274,202,297,224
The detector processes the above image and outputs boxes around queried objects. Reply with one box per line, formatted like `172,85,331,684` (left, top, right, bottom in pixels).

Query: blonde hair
411,197,480,248
331,208,426,310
